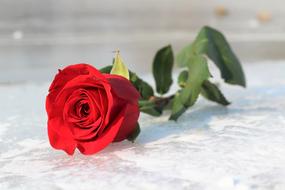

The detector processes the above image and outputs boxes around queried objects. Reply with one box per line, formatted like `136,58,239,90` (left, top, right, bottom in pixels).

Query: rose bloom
46,64,140,155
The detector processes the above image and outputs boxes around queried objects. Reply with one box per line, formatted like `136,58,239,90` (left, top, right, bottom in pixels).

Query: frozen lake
0,62,285,190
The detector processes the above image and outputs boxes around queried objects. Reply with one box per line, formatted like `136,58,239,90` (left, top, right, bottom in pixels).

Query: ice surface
1,63,285,190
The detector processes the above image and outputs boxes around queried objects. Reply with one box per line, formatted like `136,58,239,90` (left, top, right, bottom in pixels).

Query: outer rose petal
49,63,105,93
48,118,76,155
104,74,140,104
46,91,62,119
113,103,139,142
105,74,140,142
76,107,126,155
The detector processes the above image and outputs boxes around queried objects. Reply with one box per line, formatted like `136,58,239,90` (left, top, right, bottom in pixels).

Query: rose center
79,103,90,117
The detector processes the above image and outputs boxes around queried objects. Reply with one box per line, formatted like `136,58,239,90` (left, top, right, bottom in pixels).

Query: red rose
46,64,140,155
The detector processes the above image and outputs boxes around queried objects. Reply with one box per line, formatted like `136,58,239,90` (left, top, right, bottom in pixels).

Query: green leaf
127,123,141,142
130,72,154,100
176,26,246,87
99,65,112,73
176,43,195,68
152,45,174,94
139,100,162,116
201,80,230,105
170,55,210,120
177,70,188,88
111,51,130,80
100,65,154,100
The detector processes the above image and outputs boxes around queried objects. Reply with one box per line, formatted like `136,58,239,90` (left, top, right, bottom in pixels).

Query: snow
1,62,285,190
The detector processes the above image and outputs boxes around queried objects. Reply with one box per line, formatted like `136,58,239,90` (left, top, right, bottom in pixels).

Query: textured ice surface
1,63,285,190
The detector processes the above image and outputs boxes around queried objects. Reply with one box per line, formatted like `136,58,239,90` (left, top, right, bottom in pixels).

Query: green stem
151,94,174,109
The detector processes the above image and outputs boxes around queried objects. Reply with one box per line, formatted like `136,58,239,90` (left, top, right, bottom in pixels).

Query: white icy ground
1,62,285,190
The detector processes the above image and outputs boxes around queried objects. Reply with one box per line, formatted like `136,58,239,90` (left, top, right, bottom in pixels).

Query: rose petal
47,117,76,155
65,89,104,140
46,92,62,119
55,75,106,105
59,88,100,123
63,90,88,123
113,103,139,142
72,117,102,141
104,74,140,142
76,107,127,155
48,64,105,113
96,88,114,135
49,63,105,93
104,74,140,104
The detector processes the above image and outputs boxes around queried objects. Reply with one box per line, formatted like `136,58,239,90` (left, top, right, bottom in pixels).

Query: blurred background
0,0,284,83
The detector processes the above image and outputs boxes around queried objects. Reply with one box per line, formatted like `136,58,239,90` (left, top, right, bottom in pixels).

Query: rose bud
46,64,140,155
